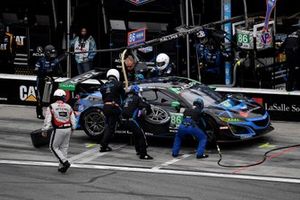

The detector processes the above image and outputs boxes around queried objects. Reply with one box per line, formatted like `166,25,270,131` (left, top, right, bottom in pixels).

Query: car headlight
219,117,244,123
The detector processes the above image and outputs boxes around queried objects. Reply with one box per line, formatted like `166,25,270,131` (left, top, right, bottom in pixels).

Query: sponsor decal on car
252,97,263,105
169,81,198,94
170,113,183,128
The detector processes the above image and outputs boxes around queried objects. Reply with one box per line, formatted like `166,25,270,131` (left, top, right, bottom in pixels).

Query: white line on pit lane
69,144,127,164
152,154,191,170
0,159,300,184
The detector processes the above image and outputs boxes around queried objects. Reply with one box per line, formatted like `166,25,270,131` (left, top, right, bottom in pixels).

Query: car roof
132,76,203,89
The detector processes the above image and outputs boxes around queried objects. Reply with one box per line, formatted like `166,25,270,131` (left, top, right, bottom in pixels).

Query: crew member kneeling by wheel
172,98,208,159
99,69,125,152
42,89,76,173
122,85,153,160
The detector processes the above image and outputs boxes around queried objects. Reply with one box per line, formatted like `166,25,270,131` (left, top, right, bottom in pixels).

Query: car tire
142,106,171,135
81,107,106,140
204,116,218,144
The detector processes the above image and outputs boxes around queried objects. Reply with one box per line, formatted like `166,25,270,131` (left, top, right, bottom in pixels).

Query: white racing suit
42,100,76,166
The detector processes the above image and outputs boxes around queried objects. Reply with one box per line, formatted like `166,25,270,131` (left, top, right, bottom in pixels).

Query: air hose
121,49,128,91
216,143,300,168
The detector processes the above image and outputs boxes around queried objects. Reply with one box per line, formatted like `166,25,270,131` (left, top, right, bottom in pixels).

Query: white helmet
156,53,170,71
106,69,120,81
53,89,66,97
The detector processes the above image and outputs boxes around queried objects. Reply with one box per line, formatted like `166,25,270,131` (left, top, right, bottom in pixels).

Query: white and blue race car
60,72,273,142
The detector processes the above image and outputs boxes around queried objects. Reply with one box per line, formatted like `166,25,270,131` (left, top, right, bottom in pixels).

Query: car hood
207,98,265,119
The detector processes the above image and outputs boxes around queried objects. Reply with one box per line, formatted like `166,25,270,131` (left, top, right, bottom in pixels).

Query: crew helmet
130,85,140,94
193,97,204,110
156,53,170,71
106,69,120,81
54,89,66,97
44,44,57,58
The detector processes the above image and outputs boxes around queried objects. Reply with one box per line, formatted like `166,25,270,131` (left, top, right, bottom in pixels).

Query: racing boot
58,161,71,173
139,154,153,160
99,146,112,152
37,114,45,120
196,154,209,159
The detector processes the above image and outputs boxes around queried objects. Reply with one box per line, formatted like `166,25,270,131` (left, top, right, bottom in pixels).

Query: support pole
186,0,190,78
67,0,71,78
121,49,128,91
222,0,232,85
51,0,57,29
243,0,249,29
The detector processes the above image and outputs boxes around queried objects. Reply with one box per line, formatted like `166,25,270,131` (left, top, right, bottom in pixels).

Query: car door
141,88,186,134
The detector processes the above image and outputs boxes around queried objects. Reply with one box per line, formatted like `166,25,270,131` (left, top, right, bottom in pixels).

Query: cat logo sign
19,85,37,102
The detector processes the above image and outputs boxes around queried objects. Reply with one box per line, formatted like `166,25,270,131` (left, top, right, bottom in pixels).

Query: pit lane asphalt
0,105,299,200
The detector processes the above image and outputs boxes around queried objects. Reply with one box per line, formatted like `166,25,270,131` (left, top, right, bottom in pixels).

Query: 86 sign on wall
127,28,146,47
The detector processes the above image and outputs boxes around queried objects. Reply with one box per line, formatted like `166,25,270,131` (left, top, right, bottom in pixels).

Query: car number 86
170,113,183,126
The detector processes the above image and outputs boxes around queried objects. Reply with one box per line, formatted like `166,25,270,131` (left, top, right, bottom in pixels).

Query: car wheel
142,106,171,135
81,108,105,139
204,116,218,144
144,106,170,124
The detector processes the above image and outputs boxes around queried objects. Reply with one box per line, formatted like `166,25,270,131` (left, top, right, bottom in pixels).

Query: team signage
127,28,146,47
236,29,254,49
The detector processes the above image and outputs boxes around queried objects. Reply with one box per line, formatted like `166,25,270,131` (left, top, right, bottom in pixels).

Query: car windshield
179,83,223,107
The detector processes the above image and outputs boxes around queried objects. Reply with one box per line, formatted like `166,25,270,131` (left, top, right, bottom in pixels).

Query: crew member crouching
172,98,208,159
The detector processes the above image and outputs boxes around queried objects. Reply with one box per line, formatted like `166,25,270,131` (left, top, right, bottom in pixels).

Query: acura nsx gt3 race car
62,73,273,143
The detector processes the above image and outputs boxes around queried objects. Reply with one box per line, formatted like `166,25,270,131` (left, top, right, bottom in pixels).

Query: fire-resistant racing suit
42,100,76,171
122,90,153,159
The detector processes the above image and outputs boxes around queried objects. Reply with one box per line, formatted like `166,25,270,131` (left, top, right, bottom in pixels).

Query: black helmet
44,44,57,58
193,97,204,110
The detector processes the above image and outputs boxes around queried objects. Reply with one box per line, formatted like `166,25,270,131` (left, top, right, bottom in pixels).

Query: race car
68,75,273,142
